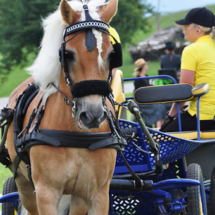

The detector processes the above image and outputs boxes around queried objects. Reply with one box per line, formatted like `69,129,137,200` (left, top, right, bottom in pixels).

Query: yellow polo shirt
109,26,120,45
181,35,215,120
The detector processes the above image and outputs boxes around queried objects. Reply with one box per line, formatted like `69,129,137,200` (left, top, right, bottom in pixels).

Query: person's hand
182,105,188,112
160,115,175,131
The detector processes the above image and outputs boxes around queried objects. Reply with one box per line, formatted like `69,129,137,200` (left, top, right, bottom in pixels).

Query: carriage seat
134,83,194,104
134,83,215,140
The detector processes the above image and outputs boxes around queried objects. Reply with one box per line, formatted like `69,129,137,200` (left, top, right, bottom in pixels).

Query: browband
64,20,109,39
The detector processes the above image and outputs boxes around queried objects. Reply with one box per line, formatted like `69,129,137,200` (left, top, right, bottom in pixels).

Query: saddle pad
134,84,193,104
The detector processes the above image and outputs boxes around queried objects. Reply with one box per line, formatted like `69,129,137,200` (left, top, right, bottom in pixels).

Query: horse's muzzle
79,109,107,129
75,95,108,129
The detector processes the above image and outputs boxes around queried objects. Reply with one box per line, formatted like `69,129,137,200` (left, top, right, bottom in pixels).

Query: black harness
9,5,126,190
59,4,122,97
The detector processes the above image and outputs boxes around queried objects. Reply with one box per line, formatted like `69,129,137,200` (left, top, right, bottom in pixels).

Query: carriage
0,0,215,214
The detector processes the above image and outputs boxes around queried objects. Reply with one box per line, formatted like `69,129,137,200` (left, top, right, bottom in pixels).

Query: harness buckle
66,78,71,86
72,98,77,118
64,97,73,106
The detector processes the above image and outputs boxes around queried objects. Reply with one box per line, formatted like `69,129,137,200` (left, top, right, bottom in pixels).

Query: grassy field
0,166,12,193
0,5,215,194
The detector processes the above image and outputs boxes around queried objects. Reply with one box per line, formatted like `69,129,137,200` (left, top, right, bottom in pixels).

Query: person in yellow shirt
160,7,215,132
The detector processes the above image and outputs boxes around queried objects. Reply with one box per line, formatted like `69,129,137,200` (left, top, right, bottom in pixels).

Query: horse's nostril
79,110,106,128
80,112,92,123
102,111,107,120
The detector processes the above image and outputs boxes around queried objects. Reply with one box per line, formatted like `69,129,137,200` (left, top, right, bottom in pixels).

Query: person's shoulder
109,26,121,43
174,54,181,59
161,54,168,60
183,43,197,54
184,42,197,50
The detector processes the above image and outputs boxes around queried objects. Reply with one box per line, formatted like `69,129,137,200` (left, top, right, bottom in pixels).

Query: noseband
59,4,113,100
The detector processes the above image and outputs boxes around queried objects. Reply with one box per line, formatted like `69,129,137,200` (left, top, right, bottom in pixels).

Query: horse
5,0,122,214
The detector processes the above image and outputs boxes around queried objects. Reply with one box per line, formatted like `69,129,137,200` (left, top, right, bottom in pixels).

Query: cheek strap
71,80,112,98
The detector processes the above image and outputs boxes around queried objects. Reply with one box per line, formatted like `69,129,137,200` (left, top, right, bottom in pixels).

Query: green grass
0,67,31,97
0,165,12,194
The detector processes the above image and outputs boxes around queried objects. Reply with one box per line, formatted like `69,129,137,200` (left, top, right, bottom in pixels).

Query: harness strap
26,164,35,191
0,147,12,167
16,130,127,152
13,156,20,177
16,132,61,148
119,151,142,189
83,5,96,52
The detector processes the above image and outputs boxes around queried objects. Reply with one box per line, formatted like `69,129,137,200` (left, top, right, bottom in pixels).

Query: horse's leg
35,182,62,215
69,196,88,215
15,169,39,215
87,182,110,215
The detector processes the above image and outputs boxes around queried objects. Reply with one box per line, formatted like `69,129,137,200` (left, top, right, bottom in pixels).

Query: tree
0,0,58,83
0,0,154,83
111,0,153,45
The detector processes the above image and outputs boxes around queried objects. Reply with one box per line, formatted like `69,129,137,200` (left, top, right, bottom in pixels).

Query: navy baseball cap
175,7,215,28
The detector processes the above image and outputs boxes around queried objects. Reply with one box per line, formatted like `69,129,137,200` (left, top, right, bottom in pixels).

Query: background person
133,58,166,128
158,42,181,84
160,41,181,73
160,7,215,132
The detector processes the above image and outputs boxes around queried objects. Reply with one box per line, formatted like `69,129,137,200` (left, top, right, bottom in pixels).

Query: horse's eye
65,51,75,61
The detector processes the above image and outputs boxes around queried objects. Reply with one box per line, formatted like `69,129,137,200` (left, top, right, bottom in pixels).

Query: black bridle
59,4,113,100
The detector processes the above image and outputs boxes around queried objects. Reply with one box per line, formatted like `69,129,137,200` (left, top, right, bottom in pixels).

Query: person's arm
168,69,195,117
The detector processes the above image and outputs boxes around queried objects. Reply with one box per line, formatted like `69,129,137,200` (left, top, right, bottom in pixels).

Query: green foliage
1,5,215,96
0,0,58,83
111,0,153,45
0,0,154,83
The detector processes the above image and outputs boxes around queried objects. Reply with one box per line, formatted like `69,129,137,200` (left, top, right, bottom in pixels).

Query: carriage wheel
2,177,18,215
208,166,215,215
186,163,207,215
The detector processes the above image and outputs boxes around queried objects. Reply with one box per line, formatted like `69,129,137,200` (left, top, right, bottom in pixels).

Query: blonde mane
27,0,107,101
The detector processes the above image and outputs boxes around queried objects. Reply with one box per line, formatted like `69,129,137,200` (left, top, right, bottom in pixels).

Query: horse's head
58,0,119,129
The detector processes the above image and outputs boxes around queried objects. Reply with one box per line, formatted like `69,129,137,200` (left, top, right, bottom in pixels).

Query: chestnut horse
6,0,120,214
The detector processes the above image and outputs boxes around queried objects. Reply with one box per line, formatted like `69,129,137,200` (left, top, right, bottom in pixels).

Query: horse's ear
60,0,78,25
101,0,118,23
